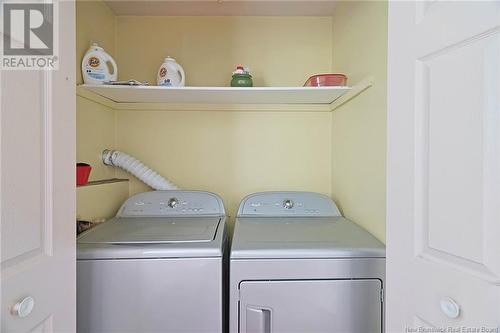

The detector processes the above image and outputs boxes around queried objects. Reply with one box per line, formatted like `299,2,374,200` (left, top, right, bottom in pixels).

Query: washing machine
229,191,385,333
77,190,227,333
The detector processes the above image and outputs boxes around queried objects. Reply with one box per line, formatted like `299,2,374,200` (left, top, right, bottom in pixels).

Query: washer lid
230,216,385,259
78,216,221,244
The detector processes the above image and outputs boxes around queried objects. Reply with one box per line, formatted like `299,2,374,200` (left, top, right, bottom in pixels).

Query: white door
387,1,500,331
1,1,76,332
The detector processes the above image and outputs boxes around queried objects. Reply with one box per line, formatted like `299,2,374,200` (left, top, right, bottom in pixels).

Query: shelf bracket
329,76,374,111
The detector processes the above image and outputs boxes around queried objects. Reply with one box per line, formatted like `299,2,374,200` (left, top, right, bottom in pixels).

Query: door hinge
380,288,384,303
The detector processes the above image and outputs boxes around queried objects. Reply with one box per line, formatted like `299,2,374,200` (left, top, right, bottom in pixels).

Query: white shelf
79,84,350,104
76,77,373,112
77,178,129,188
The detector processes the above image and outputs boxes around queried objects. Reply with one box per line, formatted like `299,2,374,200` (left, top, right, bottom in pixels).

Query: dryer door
239,279,382,333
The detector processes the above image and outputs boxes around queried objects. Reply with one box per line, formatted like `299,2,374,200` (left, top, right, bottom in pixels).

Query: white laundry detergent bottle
157,56,185,87
82,43,117,85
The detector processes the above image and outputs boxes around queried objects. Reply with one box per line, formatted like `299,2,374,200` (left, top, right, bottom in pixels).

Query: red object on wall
76,163,92,186
304,73,348,87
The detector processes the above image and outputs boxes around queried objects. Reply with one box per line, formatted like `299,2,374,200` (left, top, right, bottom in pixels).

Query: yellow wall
76,0,117,180
76,96,116,181
76,7,334,221
115,16,332,86
75,2,388,239
77,181,130,221
76,0,116,85
76,0,128,221
115,111,332,218
112,15,335,218
330,1,388,242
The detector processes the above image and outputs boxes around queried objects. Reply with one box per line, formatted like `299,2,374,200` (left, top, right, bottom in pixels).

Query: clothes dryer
230,191,385,333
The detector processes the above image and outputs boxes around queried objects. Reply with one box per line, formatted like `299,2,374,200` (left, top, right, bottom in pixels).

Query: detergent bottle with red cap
231,65,253,87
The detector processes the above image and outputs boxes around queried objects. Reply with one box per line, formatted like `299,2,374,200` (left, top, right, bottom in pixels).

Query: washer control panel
117,190,225,217
237,191,341,217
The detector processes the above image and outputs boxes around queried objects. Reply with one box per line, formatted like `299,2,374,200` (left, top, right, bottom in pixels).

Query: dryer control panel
117,190,225,217
237,191,341,217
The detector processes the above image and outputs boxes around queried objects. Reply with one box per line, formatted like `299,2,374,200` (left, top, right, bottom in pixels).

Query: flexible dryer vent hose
102,149,179,190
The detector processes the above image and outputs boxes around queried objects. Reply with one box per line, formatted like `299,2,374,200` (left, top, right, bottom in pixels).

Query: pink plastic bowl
304,74,347,87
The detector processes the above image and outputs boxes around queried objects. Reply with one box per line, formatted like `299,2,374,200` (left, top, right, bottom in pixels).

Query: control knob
167,197,179,208
283,199,294,209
